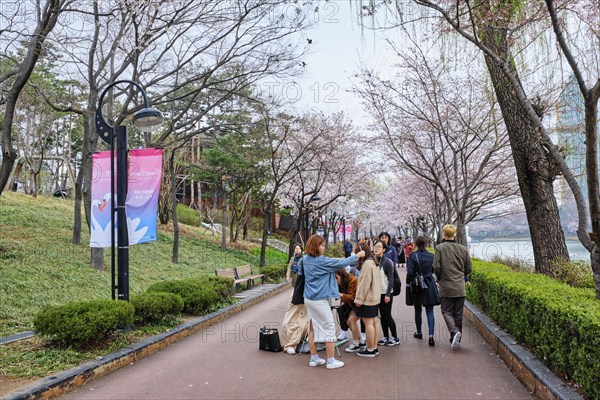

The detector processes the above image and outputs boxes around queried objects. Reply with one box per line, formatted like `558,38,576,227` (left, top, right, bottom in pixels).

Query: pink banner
337,223,352,241
90,149,162,248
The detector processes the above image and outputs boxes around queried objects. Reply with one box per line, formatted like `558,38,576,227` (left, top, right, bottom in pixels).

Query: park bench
215,267,249,291
235,265,264,289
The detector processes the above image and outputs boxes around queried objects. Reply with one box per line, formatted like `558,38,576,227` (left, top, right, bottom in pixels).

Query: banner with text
90,149,162,247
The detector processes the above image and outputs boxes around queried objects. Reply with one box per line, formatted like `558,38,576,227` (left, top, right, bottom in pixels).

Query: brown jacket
433,240,472,298
354,259,381,306
340,275,358,305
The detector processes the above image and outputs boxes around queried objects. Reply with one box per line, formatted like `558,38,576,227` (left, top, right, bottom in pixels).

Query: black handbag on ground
259,327,282,352
410,254,428,297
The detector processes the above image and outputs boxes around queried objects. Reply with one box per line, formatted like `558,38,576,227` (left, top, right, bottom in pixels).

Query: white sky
279,1,398,126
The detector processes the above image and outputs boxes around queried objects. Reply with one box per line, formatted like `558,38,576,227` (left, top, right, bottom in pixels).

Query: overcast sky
275,1,398,126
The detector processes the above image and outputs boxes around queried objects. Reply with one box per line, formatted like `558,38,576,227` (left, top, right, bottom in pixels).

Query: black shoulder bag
410,253,428,297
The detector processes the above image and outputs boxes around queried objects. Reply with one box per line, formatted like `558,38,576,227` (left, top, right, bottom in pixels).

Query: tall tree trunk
455,211,467,246
170,148,179,264
72,162,84,244
158,156,172,224
9,158,24,191
584,100,600,298
481,26,569,272
221,190,227,251
32,172,39,198
260,210,270,268
78,109,104,269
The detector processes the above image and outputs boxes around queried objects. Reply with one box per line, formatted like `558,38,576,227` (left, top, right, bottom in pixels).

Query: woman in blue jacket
303,234,365,370
378,232,398,266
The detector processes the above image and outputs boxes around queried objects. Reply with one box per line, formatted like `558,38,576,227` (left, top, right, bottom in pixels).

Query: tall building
557,74,587,202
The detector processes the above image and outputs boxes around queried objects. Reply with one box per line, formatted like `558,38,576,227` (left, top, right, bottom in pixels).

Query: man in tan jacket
433,224,472,350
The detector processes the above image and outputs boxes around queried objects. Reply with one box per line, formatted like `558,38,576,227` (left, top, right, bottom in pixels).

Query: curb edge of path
464,301,583,400
2,282,291,400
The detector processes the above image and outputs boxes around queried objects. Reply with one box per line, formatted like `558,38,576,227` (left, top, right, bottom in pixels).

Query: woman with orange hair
302,234,365,370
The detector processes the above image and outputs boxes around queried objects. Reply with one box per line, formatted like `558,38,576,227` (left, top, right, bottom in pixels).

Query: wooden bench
235,264,264,289
215,267,249,291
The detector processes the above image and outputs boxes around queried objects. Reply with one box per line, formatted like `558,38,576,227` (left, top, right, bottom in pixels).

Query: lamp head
310,194,320,204
133,107,164,132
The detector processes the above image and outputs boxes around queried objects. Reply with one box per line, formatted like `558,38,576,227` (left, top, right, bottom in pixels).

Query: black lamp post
95,79,163,301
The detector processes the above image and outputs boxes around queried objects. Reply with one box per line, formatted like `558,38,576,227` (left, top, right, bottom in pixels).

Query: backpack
392,268,402,296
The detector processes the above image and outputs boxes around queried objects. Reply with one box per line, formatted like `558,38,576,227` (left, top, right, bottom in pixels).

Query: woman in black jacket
406,236,440,346
373,240,400,346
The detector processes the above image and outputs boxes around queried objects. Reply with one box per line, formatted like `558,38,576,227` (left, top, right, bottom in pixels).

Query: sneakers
377,337,388,346
413,332,423,339
451,332,462,350
326,359,344,369
308,357,326,367
345,342,365,352
285,347,296,355
428,336,435,346
337,330,348,341
386,337,400,346
357,348,378,357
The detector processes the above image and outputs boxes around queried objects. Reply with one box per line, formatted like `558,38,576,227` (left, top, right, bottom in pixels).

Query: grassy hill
0,192,285,337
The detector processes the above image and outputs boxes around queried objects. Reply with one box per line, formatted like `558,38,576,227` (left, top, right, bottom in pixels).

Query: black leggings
336,303,352,331
379,294,397,338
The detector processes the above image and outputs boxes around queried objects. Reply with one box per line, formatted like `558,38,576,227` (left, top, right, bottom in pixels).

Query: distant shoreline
472,237,580,242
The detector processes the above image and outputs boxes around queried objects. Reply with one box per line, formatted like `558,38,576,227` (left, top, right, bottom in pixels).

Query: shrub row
34,275,234,348
33,299,134,348
130,292,184,325
467,260,600,399
146,275,233,315
261,263,287,283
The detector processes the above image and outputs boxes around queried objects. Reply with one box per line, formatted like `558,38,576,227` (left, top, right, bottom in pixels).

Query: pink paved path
60,270,531,400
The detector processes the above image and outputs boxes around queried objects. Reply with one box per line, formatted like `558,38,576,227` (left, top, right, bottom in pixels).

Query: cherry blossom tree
355,39,518,245
406,0,600,293
275,111,368,253
31,0,309,267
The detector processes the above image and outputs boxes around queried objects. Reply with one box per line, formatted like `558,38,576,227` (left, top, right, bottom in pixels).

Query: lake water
469,240,589,263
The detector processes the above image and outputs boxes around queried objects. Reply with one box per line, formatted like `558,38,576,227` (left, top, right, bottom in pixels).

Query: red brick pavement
59,269,532,400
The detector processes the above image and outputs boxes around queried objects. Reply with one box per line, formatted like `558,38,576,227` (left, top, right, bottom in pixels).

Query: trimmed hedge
324,242,344,257
33,299,134,348
146,275,233,315
467,260,600,399
261,263,286,283
130,292,184,325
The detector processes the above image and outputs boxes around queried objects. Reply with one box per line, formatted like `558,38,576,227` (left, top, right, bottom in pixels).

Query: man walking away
343,239,353,258
433,224,472,350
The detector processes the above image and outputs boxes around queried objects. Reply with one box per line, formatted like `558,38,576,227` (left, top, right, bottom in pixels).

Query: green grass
0,322,180,378
249,246,288,264
0,192,275,337
176,204,202,226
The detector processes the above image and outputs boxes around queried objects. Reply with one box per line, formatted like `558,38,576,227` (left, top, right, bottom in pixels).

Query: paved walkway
59,269,531,400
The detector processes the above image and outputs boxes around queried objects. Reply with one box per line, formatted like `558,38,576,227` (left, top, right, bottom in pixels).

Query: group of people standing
346,236,415,269
282,224,472,370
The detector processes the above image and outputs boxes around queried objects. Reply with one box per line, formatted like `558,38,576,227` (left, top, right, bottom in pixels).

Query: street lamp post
96,80,163,301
